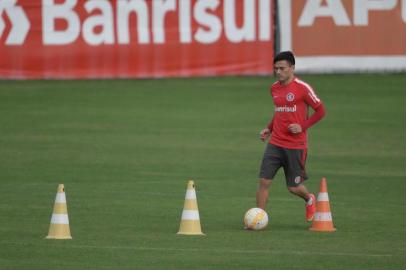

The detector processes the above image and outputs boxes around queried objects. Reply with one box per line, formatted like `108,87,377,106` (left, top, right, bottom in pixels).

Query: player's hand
288,123,302,134
259,128,270,141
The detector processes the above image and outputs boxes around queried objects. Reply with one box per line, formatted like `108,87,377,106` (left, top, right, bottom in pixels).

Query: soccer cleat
306,194,316,222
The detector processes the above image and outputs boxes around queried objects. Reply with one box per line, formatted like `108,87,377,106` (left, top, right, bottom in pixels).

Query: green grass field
0,75,405,270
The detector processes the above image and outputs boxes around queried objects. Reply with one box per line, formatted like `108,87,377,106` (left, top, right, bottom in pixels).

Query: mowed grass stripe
0,241,394,257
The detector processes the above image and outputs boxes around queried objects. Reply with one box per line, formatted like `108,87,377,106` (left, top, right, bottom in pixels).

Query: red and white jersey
269,77,322,149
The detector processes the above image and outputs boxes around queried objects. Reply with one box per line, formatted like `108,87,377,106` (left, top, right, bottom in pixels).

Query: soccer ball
244,208,269,230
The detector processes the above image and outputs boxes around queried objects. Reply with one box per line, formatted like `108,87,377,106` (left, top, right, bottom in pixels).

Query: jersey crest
286,92,295,102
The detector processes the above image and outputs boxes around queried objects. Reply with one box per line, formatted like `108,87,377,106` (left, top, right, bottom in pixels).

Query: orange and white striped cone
46,184,72,239
309,177,336,232
177,180,204,235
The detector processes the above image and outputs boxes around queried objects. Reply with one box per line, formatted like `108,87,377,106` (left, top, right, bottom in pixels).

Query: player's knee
287,186,298,194
258,178,272,190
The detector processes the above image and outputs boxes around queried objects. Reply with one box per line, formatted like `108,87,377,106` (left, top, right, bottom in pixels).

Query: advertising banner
0,0,274,79
278,0,406,72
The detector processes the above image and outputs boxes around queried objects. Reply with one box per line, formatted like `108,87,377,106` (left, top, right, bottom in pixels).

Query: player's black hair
273,51,295,65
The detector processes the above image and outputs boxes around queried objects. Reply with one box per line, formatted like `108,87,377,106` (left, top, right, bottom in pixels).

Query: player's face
274,60,295,84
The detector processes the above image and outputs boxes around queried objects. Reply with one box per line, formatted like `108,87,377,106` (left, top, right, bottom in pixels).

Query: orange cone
309,177,336,232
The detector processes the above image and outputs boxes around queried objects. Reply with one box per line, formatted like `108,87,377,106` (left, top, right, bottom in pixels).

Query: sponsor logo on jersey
286,92,295,101
275,105,296,112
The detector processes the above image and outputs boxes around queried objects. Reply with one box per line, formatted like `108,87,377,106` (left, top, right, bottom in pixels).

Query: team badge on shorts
294,176,301,184
286,92,295,101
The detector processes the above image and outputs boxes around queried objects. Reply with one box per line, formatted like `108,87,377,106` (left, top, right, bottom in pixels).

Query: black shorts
259,143,308,187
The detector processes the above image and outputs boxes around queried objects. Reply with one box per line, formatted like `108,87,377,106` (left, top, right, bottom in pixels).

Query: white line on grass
1,241,393,258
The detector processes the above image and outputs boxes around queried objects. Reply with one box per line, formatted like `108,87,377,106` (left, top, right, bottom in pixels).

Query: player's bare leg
256,178,272,210
288,184,316,222
287,184,311,201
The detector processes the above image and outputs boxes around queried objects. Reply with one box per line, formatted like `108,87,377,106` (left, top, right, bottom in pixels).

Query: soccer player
257,51,325,222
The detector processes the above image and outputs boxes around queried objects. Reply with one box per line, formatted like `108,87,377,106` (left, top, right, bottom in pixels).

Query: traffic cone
309,177,336,232
177,180,204,235
46,184,72,239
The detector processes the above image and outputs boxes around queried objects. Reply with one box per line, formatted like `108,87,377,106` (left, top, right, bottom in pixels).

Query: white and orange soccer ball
244,208,269,230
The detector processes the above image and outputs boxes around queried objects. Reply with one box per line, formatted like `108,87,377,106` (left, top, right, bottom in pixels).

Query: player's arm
301,84,326,131
288,83,325,134
288,104,325,134
301,103,325,130
260,117,274,141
